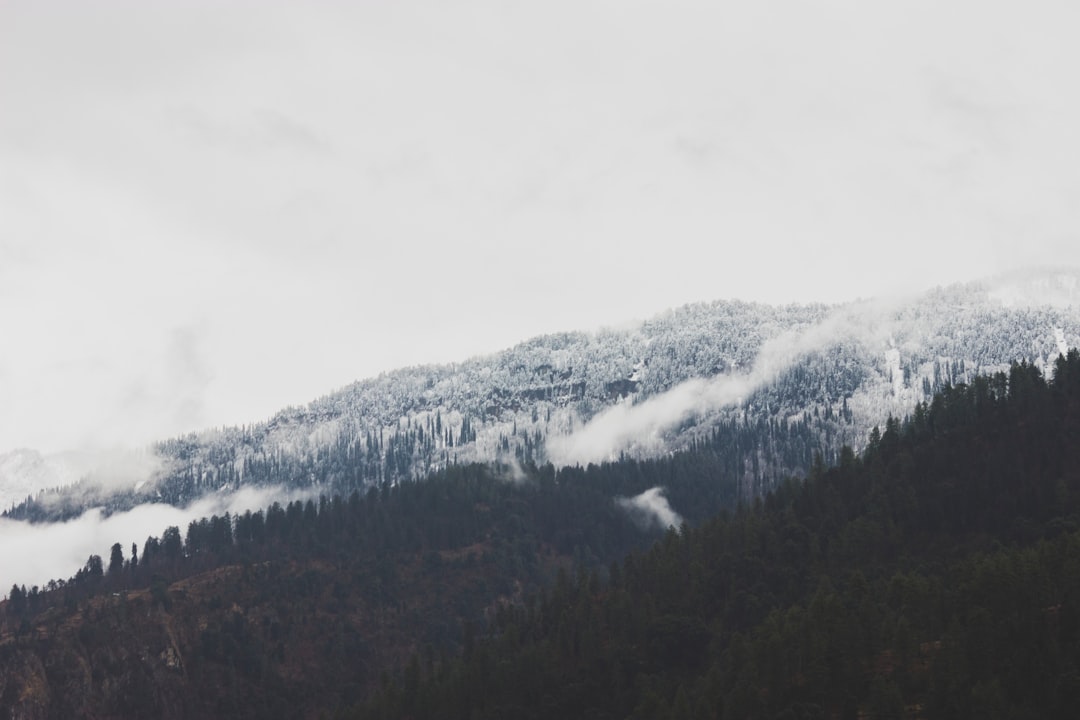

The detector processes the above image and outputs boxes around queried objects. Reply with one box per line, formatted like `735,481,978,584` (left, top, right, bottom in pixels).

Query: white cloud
616,487,683,530
0,447,169,514
0,485,311,592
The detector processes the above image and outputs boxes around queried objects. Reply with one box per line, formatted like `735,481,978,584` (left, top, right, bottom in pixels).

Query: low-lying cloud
546,299,901,467
616,486,683,530
66,447,167,495
0,484,311,593
0,446,168,513
498,456,530,484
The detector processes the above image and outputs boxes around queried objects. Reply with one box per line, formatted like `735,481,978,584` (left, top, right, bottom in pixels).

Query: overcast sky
3,1,1080,456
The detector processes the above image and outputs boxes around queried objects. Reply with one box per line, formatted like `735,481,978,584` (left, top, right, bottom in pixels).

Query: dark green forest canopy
353,351,1080,720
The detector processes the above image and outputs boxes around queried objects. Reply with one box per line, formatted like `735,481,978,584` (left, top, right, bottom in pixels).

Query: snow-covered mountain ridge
7,269,1080,520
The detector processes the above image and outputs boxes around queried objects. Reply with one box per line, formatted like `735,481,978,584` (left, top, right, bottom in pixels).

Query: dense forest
2,351,1079,718
353,352,1080,719
0,408,826,717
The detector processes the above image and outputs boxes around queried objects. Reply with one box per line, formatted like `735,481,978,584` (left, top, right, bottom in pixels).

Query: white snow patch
1054,327,1069,357
885,347,903,399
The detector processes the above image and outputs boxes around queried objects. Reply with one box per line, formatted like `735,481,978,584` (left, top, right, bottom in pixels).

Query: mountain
6,268,1080,522
3,347,1079,719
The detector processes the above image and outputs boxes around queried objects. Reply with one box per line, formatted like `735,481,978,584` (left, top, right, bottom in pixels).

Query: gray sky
3,0,1080,455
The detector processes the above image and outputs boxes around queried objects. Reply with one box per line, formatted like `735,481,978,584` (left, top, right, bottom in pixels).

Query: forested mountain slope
7,269,1080,522
353,351,1080,720
3,351,1080,719
0,435,782,717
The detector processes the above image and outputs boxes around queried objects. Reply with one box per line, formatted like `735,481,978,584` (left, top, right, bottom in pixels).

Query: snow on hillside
6,270,1080,520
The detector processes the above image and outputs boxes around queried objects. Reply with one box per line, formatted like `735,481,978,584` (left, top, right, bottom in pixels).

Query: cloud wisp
546,299,901,467
616,487,683,530
0,484,312,592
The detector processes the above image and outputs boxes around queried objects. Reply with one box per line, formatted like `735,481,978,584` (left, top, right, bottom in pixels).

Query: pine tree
109,543,125,574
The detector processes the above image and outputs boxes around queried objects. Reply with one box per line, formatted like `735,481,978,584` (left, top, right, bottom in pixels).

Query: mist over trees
8,273,1080,525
